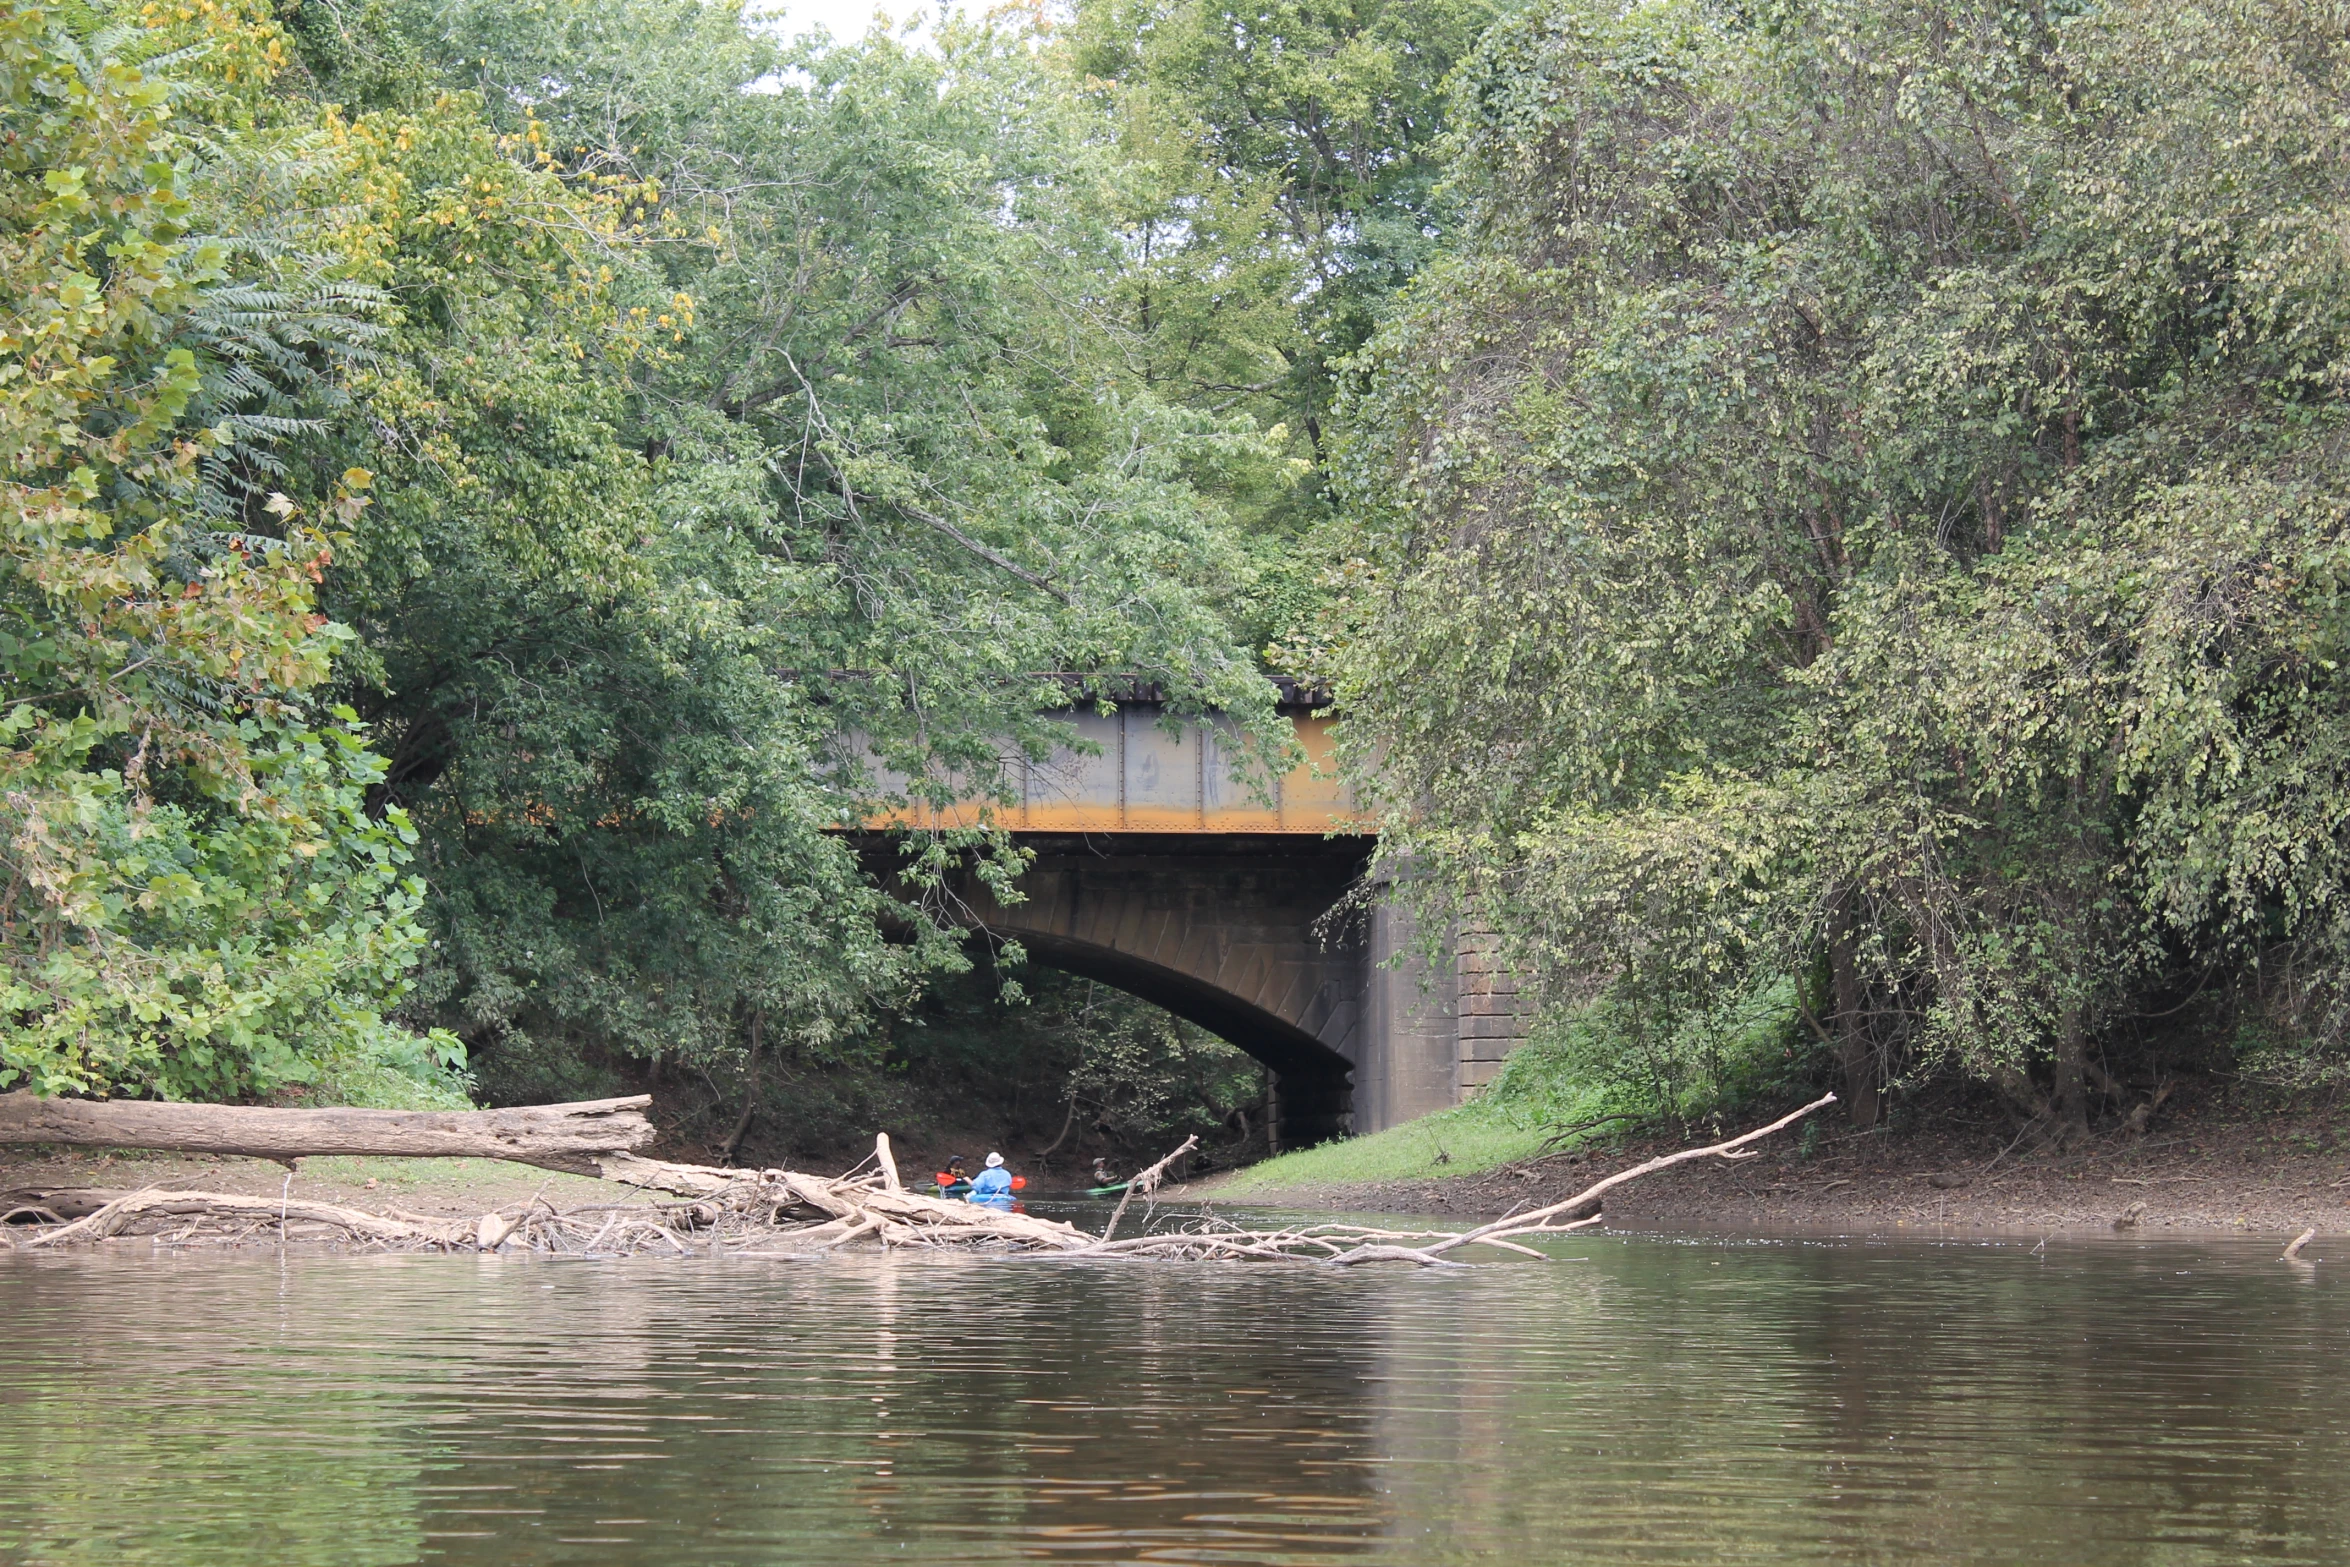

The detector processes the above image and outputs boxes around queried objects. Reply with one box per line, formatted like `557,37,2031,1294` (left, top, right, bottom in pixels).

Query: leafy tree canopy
1068,0,1495,659
0,0,1302,1110
1330,0,2350,1136
270,0,1294,1099
0,1,456,1100
23,0,2345,1154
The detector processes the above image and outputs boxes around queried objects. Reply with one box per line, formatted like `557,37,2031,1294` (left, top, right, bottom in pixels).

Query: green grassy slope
1211,982,1816,1195
1210,1098,1553,1192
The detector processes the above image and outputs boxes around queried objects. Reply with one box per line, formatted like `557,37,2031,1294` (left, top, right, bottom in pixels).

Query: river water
0,1222,2343,1564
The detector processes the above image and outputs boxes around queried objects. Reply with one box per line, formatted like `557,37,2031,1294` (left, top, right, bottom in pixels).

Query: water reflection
1366,1239,2350,1563
0,1232,2342,1564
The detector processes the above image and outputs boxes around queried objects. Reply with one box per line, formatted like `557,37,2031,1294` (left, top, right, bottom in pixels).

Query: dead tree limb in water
2,1102,1839,1263
0,1093,656,1175
1054,1092,1840,1265
1099,1134,1198,1243
1334,1091,1840,1266
25,1188,446,1247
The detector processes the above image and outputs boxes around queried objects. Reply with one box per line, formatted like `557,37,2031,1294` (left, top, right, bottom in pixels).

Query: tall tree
1072,0,1492,454
1067,0,1495,661
0,3,458,1101
278,0,1285,1103
1330,0,2350,1137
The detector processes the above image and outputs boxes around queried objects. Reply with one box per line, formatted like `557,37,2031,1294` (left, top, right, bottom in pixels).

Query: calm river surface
0,1223,2343,1564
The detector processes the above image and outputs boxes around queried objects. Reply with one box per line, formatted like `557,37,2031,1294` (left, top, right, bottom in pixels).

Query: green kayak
1085,1182,1129,1196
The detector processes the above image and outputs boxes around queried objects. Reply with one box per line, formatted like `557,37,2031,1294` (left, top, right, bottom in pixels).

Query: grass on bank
1212,979,1816,1196
1209,1101,1551,1193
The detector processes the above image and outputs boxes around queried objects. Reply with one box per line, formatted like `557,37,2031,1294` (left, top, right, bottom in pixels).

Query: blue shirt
967,1166,1013,1201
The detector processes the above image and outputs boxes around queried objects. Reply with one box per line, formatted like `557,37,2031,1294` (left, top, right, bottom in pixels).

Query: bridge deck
871,709,1363,834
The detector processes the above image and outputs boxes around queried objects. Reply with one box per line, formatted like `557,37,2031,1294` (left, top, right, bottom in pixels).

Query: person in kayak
936,1155,970,1192
968,1151,1016,1204
1091,1156,1120,1189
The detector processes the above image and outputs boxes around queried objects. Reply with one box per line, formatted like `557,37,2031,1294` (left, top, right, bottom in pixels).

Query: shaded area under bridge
865,698,1528,1147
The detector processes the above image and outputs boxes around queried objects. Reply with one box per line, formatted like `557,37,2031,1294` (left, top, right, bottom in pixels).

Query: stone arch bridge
865,699,1527,1148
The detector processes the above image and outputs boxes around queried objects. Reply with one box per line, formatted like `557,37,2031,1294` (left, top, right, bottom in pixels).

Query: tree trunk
2052,1003,2089,1139
1828,897,1881,1129
718,1012,762,1167
0,1093,655,1176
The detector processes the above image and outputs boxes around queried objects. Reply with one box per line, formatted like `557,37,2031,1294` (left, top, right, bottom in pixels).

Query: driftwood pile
1,1096,1838,1266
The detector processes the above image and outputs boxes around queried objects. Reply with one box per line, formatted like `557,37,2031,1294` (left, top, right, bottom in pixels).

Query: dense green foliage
0,2,458,1101
1071,0,1491,442
14,0,2349,1158
1069,0,1495,657
290,0,1293,1103
2,0,1322,1115
1330,0,2350,1137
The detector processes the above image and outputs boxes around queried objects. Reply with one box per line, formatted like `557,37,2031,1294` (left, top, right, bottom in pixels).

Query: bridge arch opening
949,831,1376,1151
1007,930,1356,1149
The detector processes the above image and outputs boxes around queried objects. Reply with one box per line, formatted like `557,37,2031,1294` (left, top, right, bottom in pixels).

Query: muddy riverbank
1186,1099,2350,1238
12,1093,2350,1242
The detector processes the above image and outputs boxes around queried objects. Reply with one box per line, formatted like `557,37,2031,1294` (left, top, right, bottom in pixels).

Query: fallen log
0,1092,655,1176
2,1100,1842,1263
855,1184,1091,1249
0,1186,131,1221
1049,1093,1842,1266
602,1145,1093,1250
1322,1091,1839,1265
600,1151,742,1197
26,1188,444,1247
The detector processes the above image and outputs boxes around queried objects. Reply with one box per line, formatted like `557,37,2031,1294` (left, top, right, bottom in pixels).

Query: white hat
985,1151,1005,1167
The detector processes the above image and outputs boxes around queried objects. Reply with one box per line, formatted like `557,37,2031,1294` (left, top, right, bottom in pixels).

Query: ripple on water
0,1234,2342,1564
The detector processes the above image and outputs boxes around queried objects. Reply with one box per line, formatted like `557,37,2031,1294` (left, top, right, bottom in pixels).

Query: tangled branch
5,1096,1836,1261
